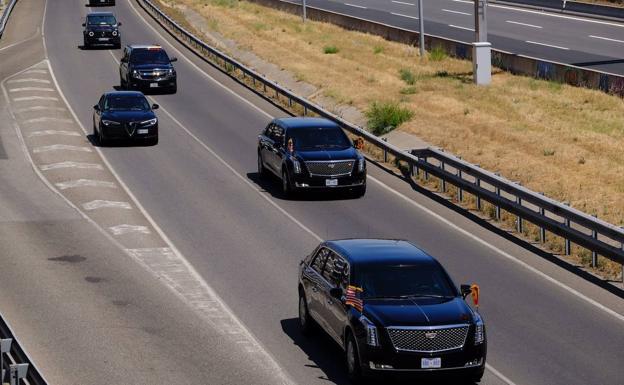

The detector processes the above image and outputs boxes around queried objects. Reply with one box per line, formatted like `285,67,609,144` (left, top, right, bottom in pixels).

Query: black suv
88,0,115,5
119,45,178,93
298,239,486,383
93,91,159,145
82,12,121,49
257,117,366,197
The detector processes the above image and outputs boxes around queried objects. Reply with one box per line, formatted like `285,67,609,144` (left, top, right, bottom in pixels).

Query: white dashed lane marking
15,106,66,113
110,225,151,235
40,161,104,171
83,200,132,211
24,117,74,124
12,96,58,102
506,20,542,29
589,35,624,44
525,40,570,50
33,144,92,153
443,9,471,15
55,179,117,190
7,78,51,84
29,130,81,137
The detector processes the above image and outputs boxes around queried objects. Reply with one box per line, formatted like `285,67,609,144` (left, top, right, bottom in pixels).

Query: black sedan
93,91,159,145
298,239,486,383
88,0,115,5
257,117,366,197
82,12,121,49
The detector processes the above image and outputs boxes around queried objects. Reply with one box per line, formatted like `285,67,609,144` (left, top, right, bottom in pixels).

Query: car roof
325,239,437,266
87,12,115,16
104,91,145,97
274,117,340,130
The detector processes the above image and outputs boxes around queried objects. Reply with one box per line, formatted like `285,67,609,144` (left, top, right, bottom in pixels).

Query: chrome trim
386,324,470,353
368,359,483,372
304,159,355,178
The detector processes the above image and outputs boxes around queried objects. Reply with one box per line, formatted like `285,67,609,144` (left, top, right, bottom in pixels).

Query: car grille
137,69,169,81
305,160,354,177
387,325,469,353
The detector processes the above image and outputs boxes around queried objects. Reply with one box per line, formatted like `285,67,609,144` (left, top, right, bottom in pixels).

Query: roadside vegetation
159,0,624,278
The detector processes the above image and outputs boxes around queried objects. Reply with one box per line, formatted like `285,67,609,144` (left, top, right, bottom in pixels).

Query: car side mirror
93,105,100,111
170,57,178,63
152,104,159,110
120,57,127,63
329,287,343,300
460,284,471,299
117,22,122,26
82,23,86,27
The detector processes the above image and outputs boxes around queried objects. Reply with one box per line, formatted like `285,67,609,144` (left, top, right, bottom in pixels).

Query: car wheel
298,293,315,335
83,40,89,50
147,136,159,146
282,169,292,197
346,333,364,384
98,127,107,146
352,185,366,199
257,153,268,178
169,85,177,94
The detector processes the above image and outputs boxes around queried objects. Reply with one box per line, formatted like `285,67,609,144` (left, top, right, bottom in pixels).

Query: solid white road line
589,35,624,44
33,144,92,153
29,130,81,137
83,200,132,211
391,12,419,20
345,3,367,9
22,69,49,75
391,1,415,5
449,24,474,31
109,224,150,235
442,9,471,16
55,179,117,190
8,87,55,92
506,20,542,29
525,40,570,50
40,161,103,171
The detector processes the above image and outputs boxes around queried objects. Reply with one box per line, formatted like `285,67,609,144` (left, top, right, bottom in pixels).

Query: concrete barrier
249,0,624,97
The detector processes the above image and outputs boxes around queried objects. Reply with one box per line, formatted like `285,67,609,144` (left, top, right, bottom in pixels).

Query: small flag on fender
345,285,364,312
470,284,480,308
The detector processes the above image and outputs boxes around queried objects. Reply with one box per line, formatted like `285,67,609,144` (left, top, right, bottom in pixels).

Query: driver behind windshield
104,95,150,111
287,127,351,150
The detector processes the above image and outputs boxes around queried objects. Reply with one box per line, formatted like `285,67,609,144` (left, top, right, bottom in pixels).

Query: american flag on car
345,285,364,312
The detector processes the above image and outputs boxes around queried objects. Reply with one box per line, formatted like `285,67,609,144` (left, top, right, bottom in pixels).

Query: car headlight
112,30,118,36
167,68,175,76
474,314,485,345
88,31,94,37
359,315,379,347
358,158,365,173
141,118,157,126
102,120,120,126
292,158,302,174
132,70,140,78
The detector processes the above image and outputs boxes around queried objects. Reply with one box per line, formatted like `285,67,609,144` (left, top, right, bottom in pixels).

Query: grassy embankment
159,0,624,279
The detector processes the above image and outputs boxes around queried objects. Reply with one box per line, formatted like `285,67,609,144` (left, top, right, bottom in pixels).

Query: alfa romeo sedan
298,239,486,383
93,91,159,145
257,117,366,197
119,45,178,93
82,12,121,49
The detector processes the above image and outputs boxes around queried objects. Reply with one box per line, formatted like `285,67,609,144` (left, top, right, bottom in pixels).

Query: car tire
282,169,293,197
298,293,315,335
169,85,177,94
352,185,366,199
97,126,108,146
147,136,159,146
114,43,121,50
346,333,365,384
83,39,89,50
257,153,268,178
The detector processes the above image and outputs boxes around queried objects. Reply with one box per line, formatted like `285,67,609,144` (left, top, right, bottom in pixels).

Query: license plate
137,129,148,134
150,83,159,88
98,38,109,41
421,357,441,369
325,179,338,187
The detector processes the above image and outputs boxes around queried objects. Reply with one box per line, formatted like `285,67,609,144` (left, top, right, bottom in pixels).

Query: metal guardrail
0,0,18,38
0,311,47,385
137,0,624,271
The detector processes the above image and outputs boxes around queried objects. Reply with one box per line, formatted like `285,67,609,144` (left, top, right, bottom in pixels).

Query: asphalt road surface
285,0,624,74
0,0,623,384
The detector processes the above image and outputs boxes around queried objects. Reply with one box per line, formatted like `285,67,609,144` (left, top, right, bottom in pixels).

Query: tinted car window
87,15,117,25
311,248,329,274
288,126,351,150
104,95,150,111
356,263,456,299
130,49,170,64
321,251,348,288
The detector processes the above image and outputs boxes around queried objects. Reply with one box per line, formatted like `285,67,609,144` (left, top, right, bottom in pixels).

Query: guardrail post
516,195,523,234
620,229,624,284
475,166,481,211
303,105,308,116
288,97,293,108
591,215,598,268
382,138,388,163
457,169,463,202
539,193,546,243
440,162,446,193
423,157,429,181
1,338,12,383
9,363,28,385
494,172,501,220
564,203,571,255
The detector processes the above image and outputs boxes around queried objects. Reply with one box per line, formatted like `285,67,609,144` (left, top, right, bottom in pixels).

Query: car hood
101,110,155,122
295,147,359,161
130,63,173,71
363,297,473,327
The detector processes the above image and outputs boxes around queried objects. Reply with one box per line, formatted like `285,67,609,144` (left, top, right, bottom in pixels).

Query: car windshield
87,15,117,25
104,95,150,111
130,49,170,64
356,264,457,299
288,127,351,150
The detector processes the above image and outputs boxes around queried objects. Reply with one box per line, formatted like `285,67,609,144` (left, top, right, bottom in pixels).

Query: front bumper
101,124,158,141
84,35,120,46
291,172,366,190
129,76,177,90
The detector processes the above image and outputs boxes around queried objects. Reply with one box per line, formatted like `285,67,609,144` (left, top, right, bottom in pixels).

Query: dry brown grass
165,0,624,278
581,0,624,7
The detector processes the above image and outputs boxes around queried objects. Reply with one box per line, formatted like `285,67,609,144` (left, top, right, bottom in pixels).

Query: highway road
0,0,623,384
282,0,624,75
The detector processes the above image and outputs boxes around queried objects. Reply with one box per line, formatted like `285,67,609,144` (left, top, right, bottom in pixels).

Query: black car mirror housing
170,57,178,63
93,105,100,111
460,284,471,299
82,23,86,27
329,287,343,300
152,104,159,110
117,22,122,26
